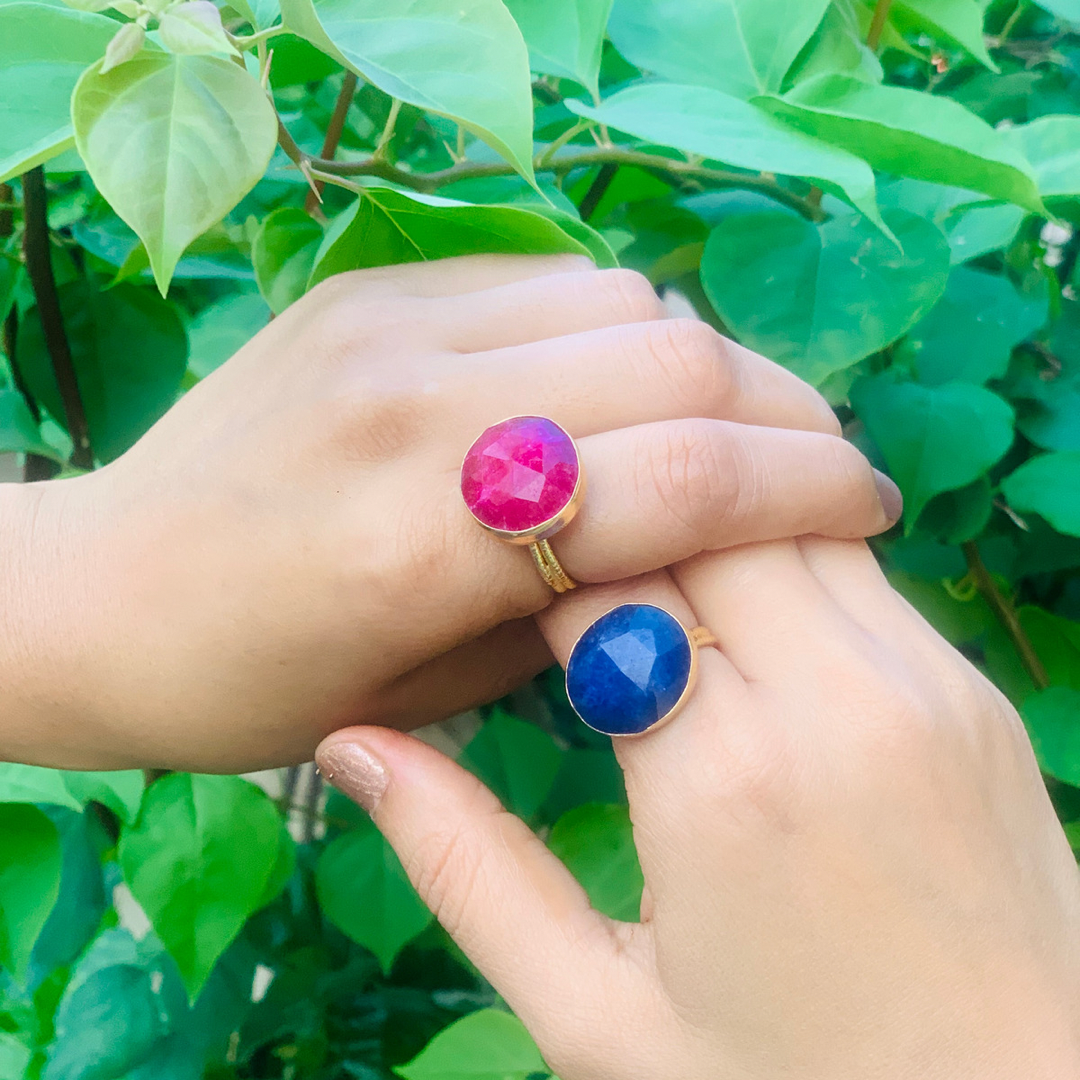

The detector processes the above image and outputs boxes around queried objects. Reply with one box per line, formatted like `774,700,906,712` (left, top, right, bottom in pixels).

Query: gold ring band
529,539,577,594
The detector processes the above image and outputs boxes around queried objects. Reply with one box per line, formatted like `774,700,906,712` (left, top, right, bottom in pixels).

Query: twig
962,540,1049,690
301,144,826,220
21,168,93,471
867,0,894,50
579,163,618,221
373,97,403,160
305,71,359,215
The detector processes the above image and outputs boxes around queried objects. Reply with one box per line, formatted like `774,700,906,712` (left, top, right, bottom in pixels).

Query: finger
671,540,868,682
431,267,666,352
315,728,649,1048
533,571,748,879
440,318,840,438
443,419,897,634
794,536,978,673
353,618,552,731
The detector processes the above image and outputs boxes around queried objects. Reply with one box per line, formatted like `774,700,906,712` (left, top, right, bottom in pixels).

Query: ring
460,416,584,593
565,603,718,736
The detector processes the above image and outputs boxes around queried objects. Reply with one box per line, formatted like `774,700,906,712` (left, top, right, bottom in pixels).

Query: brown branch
867,0,894,50
21,168,93,471
962,540,1049,691
578,163,618,221
300,143,826,220
305,71,358,215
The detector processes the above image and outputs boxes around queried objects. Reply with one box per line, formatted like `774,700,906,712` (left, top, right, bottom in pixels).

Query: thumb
315,727,637,1047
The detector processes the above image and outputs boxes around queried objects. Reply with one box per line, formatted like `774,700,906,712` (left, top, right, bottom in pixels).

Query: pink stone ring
460,415,584,593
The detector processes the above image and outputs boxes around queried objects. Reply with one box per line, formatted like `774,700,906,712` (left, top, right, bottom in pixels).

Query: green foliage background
2,0,1080,1075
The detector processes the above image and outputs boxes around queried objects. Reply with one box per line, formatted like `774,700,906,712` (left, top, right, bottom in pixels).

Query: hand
0,255,899,771
317,538,1080,1079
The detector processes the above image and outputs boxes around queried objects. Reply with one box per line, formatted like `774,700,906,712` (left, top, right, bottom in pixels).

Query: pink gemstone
461,416,580,534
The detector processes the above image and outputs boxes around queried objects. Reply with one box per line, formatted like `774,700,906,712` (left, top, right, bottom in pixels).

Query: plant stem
579,163,618,221
996,0,1029,45
867,0,894,50
21,168,93,471
962,540,1049,691
373,97,403,160
305,71,359,215
303,144,825,220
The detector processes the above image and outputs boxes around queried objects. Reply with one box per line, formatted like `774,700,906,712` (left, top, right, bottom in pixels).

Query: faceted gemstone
461,416,579,534
565,604,693,736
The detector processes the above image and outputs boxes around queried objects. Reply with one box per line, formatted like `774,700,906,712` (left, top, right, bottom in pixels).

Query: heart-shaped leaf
1001,451,1080,536
851,374,1015,526
700,207,949,385
72,51,277,294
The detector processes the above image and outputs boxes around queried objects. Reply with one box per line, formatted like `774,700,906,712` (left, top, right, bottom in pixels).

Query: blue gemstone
565,604,693,736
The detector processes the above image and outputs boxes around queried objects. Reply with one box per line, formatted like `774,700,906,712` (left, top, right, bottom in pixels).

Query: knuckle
594,268,665,324
644,421,739,543
641,319,738,417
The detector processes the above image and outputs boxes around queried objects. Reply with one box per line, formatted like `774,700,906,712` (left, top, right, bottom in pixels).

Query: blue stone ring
565,603,718,737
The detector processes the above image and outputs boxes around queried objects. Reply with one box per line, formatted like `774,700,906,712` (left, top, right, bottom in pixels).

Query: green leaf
851,374,1015,526
458,709,562,820
158,1,238,57
72,51,277,294
230,0,281,30
1022,687,1080,785
1032,0,1080,25
252,208,324,314
504,0,613,95
784,0,883,88
915,476,993,544
29,807,107,983
0,4,118,183
1009,115,1080,199
315,818,433,973
892,0,998,70
569,83,880,222
0,804,61,981
0,1034,30,1079
762,76,1042,211
700,208,949,385
308,188,592,287
0,764,82,811
549,803,642,921
18,280,188,463
42,929,193,1080
944,201,1026,265
396,1009,548,1080
607,0,831,99
279,0,535,181
1019,608,1080,691
63,771,144,824
0,389,56,459
187,290,270,379
119,773,283,999
905,267,1047,386
0,763,143,821
1001,451,1080,536
1002,300,1080,452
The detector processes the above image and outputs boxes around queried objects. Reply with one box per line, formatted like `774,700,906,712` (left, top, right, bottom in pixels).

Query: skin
0,254,899,772
318,538,1080,1080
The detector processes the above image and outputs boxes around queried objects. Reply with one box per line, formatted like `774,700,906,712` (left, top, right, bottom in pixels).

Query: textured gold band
689,626,718,649
529,539,577,594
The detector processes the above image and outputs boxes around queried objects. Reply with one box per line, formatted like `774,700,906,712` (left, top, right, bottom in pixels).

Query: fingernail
316,741,388,814
873,469,903,525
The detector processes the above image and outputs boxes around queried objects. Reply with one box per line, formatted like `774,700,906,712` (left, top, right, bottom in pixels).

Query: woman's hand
0,255,899,770
317,538,1080,1079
